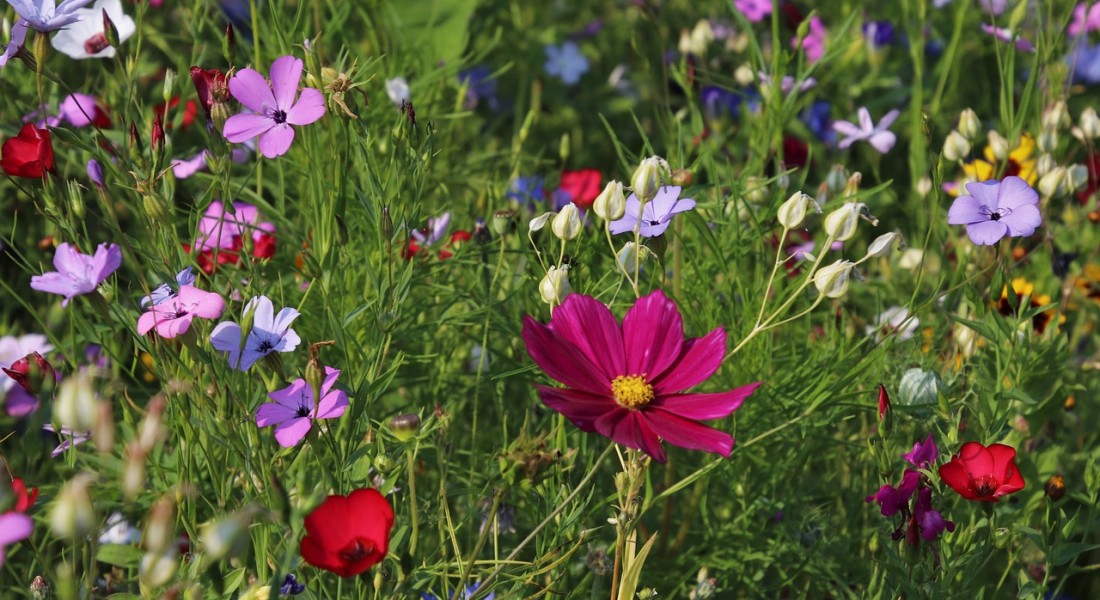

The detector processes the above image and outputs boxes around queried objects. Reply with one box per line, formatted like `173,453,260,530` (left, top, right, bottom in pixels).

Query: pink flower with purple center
947,176,1041,245
30,243,121,307
522,290,762,463
137,285,226,339
194,200,275,252
1069,2,1100,36
734,0,772,22
256,367,348,447
223,55,326,158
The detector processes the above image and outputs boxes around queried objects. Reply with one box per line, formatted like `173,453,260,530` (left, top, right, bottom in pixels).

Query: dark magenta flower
902,434,938,468
947,176,1041,245
522,290,761,463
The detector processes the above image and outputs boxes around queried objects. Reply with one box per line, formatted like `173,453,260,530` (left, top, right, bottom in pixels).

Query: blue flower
507,176,545,210
210,295,301,371
458,65,498,110
422,583,494,600
862,20,896,48
280,574,306,595
544,41,589,85
1067,42,1100,85
700,86,740,121
802,100,835,144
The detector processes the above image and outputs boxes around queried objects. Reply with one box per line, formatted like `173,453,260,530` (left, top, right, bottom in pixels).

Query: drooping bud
987,130,1010,161
812,260,855,298
1042,100,1069,131
823,202,865,242
593,180,626,221
539,265,572,305
957,108,980,140
388,413,421,442
144,496,175,553
865,232,902,258
551,203,583,240
616,242,652,275
1079,107,1100,139
50,473,96,539
1038,130,1058,153
138,395,167,452
825,165,848,194
140,550,179,587
190,67,229,121
55,372,97,432
1036,153,1056,178
631,156,669,203
942,130,971,162
122,442,146,498
1067,163,1088,194
3,351,56,397
201,509,253,560
528,212,554,232
93,399,114,453
777,191,813,229
1038,167,1067,198
842,172,862,198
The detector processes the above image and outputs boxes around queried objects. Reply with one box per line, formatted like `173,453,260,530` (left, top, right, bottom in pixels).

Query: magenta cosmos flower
223,55,326,158
255,367,348,447
947,176,1041,245
522,290,761,462
30,243,121,306
137,285,226,339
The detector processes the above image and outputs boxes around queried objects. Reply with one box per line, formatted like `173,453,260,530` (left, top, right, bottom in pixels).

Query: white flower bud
528,212,554,232
823,202,865,242
593,180,626,221
915,176,933,198
825,165,848,194
56,372,97,432
958,108,980,140
943,130,971,162
144,497,176,554
1067,163,1089,194
122,443,146,499
631,156,669,202
1042,100,1069,131
987,130,1010,161
1080,107,1100,139
734,63,755,86
742,176,768,204
813,260,855,298
777,191,813,229
140,550,179,587
50,473,96,539
539,266,571,305
1038,130,1058,153
616,242,651,275
202,511,252,560
551,203,583,240
1036,153,1056,178
1038,167,1067,198
866,232,902,258
385,77,410,106
898,248,924,270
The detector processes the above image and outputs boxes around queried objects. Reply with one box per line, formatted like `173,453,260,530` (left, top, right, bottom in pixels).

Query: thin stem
406,444,419,557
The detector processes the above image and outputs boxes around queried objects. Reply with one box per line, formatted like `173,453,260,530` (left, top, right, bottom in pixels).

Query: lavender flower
544,41,589,85
833,107,899,153
223,55,326,158
255,367,348,447
210,296,301,371
608,185,696,237
947,176,1041,245
43,424,91,457
30,243,121,307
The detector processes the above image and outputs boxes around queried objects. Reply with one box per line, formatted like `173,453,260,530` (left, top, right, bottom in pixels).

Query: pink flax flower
522,290,761,463
30,243,121,307
223,55,326,158
137,285,226,339
0,512,33,568
256,367,348,447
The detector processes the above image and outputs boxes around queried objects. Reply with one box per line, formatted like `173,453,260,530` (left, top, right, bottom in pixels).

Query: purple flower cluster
866,436,955,546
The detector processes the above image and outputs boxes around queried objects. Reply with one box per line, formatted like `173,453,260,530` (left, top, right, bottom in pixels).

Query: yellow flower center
611,374,654,409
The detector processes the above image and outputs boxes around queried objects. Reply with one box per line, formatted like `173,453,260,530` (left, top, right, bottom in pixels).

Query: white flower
865,307,920,341
50,0,135,59
385,77,410,106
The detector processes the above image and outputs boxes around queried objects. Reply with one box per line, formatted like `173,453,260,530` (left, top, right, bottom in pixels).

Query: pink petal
156,313,194,338
548,293,625,381
868,131,896,153
223,113,275,144
595,410,666,462
287,87,326,126
877,109,900,130
137,311,156,335
229,67,277,113
273,417,312,447
832,120,861,138
857,107,873,133
259,124,295,158
621,290,684,381
0,512,33,546
536,385,614,432
522,316,612,395
52,243,85,275
91,244,121,282
30,272,83,302
651,328,726,394
315,390,348,419
652,382,761,420
269,56,304,111
966,219,1008,245
644,409,734,458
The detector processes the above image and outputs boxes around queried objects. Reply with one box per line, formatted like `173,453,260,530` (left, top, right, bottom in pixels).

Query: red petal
644,409,734,458
522,316,611,395
938,459,977,500
621,290,684,381
651,382,760,421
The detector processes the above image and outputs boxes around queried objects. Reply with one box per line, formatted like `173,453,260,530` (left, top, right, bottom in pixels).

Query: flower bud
670,168,694,186
631,156,669,202
1080,107,1100,139
742,176,768,203
777,191,813,229
1036,153,1056,178
898,248,924,270
1044,475,1066,501
734,63,755,86
528,211,554,232
138,395,166,452
388,413,421,442
915,176,933,198
1038,130,1058,153
491,209,516,236
551,203,583,240
55,372,97,432
144,496,175,553
866,232,902,258
812,260,855,298
29,576,50,600
1042,100,1069,131
823,202,865,242
539,266,572,305
1038,167,1066,198
593,180,626,221
843,172,862,198
122,443,146,498
3,351,56,397
942,130,971,162
897,367,943,405
958,108,980,140
201,510,253,560
140,550,179,587
987,130,1010,161
825,165,848,194
86,158,105,188
162,69,175,105
1067,163,1088,194
93,399,114,453
50,473,96,539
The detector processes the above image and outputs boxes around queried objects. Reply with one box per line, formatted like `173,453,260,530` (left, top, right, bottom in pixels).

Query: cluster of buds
141,495,181,587
942,108,979,162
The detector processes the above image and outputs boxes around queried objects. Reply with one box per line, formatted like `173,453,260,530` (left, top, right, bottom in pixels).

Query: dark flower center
980,206,1012,222
84,34,110,55
973,475,998,498
257,339,275,353
296,402,312,418
272,109,288,124
337,538,376,564
646,219,661,226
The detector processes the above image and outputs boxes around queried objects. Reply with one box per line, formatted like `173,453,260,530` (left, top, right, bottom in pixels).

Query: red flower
938,442,1025,502
190,67,230,120
2,352,55,396
152,96,199,131
300,488,394,577
9,478,39,513
876,384,890,421
1,124,55,178
522,290,762,463
558,169,603,210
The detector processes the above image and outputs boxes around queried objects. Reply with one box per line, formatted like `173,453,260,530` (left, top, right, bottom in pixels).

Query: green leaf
387,0,479,71
1049,543,1100,566
96,544,142,568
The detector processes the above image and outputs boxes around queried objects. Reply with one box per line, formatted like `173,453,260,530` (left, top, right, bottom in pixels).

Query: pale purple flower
141,267,196,307
734,0,771,22
792,15,827,63
411,212,451,245
979,0,1008,15
210,295,301,371
99,512,140,545
43,424,91,457
194,200,275,252
981,24,1035,52
757,72,817,94
50,0,136,60
58,93,100,127
544,41,589,85
30,243,121,307
0,19,28,67
2,334,52,417
255,366,348,447
86,158,105,187
947,176,1041,245
385,77,410,106
1070,2,1100,36
609,186,696,237
902,434,938,469
0,512,33,568
138,285,225,339
223,55,326,158
833,107,899,153
6,0,92,32
171,150,210,179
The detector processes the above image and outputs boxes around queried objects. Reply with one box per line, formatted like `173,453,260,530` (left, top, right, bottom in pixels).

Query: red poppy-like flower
9,478,39,513
1,124,55,178
300,488,394,577
2,352,55,396
522,290,762,463
938,442,1025,502
559,169,603,210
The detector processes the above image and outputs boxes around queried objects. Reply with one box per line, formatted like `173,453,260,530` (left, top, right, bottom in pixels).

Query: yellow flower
995,276,1062,334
